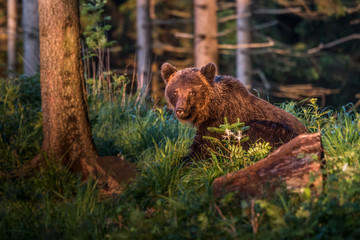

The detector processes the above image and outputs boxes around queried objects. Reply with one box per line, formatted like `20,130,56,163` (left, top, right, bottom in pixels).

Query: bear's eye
189,91,195,96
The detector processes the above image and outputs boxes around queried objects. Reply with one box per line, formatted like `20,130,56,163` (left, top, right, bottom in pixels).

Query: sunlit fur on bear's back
203,75,308,147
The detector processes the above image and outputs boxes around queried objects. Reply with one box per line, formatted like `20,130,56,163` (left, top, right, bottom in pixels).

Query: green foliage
90,101,195,160
279,98,332,132
81,0,115,52
0,168,112,239
0,77,42,172
81,0,122,100
204,117,272,171
280,99,360,172
250,0,360,107
322,105,360,172
314,0,346,17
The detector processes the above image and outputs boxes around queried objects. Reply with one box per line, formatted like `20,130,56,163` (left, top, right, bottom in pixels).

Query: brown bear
161,62,308,159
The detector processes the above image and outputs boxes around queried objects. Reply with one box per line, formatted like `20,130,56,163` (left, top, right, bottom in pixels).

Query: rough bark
39,0,96,172
236,0,252,87
38,0,137,191
136,0,151,99
22,0,40,76
7,0,16,72
213,132,323,198
194,0,218,68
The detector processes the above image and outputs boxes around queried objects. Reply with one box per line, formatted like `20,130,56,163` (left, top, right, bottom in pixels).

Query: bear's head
161,62,217,125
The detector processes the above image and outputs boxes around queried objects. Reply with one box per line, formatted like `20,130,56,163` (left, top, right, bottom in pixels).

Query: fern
204,117,272,171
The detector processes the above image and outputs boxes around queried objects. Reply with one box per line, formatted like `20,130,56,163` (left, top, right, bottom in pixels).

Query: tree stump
213,132,323,198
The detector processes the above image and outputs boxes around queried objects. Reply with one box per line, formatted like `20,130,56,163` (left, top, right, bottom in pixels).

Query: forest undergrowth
1,75,360,240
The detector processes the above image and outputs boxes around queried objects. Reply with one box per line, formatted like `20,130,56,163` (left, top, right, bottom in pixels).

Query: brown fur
161,62,308,159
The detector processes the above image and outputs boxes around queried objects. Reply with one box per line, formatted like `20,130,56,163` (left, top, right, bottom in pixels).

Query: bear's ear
161,62,177,84
200,63,217,83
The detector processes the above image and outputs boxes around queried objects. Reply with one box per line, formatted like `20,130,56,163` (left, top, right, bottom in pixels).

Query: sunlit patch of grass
91,101,195,161
278,98,333,132
322,106,360,171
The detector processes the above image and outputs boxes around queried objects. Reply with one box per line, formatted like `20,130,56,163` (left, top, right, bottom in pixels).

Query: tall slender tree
136,0,151,99
22,0,40,76
194,0,218,68
236,0,252,87
7,0,16,72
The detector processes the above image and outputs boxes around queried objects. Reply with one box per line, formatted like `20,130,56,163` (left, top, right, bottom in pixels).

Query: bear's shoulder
214,75,248,94
214,75,234,83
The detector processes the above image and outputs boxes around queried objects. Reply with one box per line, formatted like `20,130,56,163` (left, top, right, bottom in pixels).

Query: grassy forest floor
1,75,360,239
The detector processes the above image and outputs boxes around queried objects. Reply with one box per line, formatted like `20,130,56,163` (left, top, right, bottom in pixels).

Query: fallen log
213,132,323,198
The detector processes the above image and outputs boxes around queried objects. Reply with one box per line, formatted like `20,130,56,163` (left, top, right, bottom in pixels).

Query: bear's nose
176,108,185,117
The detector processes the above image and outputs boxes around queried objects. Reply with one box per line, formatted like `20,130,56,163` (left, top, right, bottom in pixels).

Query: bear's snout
175,107,186,118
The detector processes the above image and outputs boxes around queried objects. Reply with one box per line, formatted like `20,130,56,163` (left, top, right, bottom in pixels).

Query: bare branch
252,69,270,90
218,7,302,24
219,38,275,49
174,32,194,39
217,2,236,11
153,41,193,54
307,34,360,54
276,0,320,19
152,19,193,25
350,19,360,25
254,7,302,15
345,4,360,14
165,9,191,18
252,20,279,31
217,21,278,38
217,27,236,37
218,13,251,23
249,33,360,57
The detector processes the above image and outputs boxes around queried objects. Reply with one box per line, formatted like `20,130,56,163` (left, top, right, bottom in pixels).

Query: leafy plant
279,98,332,132
81,0,119,100
81,0,114,52
203,117,272,171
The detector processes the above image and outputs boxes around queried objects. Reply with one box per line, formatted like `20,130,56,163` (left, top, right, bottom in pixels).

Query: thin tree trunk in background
236,0,252,87
22,0,39,76
136,0,151,99
7,0,16,72
194,0,218,68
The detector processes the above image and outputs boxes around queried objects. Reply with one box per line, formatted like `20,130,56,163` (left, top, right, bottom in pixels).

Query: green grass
1,76,360,239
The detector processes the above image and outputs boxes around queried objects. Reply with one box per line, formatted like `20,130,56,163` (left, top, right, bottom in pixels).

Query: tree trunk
194,0,218,68
136,0,151,99
22,0,39,76
39,0,96,172
236,0,252,87
213,132,323,198
7,0,16,72
38,0,137,191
